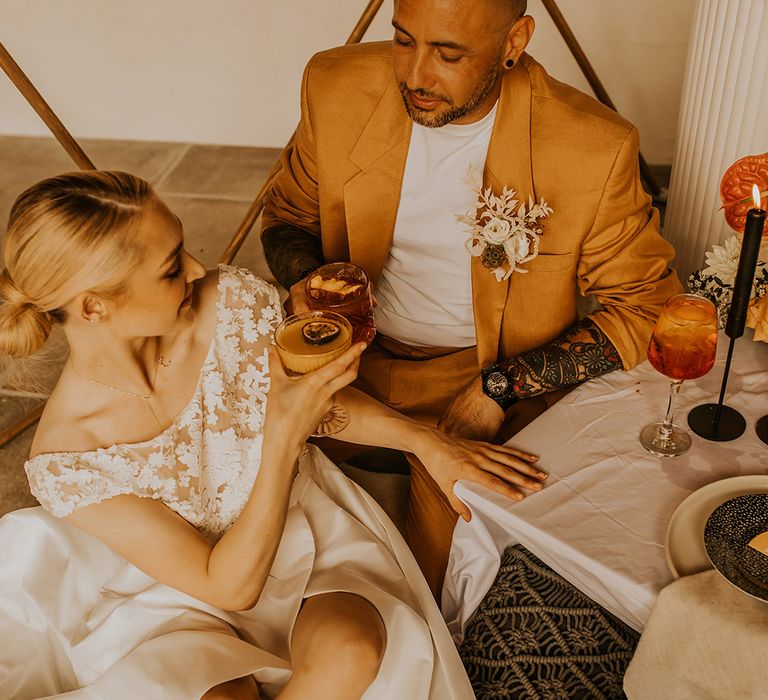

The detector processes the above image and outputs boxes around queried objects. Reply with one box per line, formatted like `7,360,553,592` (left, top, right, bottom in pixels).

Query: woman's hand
264,342,366,448
412,430,547,522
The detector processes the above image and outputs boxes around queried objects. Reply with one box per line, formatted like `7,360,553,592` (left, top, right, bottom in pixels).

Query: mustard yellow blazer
262,42,682,369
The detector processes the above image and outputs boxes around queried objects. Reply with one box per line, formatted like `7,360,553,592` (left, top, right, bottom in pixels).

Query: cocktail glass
639,294,718,457
274,310,353,435
305,262,375,344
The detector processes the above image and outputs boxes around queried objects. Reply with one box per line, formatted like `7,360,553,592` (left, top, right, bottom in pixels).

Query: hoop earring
504,58,515,69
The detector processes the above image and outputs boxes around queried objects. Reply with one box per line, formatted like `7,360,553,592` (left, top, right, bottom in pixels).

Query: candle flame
754,184,763,209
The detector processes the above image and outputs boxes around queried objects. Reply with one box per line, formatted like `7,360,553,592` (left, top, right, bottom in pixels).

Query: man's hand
438,374,505,443
286,277,311,315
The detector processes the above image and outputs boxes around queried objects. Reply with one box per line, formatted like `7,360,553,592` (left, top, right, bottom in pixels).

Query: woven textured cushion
459,545,639,700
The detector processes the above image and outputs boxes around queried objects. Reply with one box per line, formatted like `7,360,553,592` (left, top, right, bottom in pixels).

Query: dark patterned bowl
704,493,768,603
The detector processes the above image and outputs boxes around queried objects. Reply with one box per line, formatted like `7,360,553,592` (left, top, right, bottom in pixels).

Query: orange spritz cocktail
647,295,718,380
640,294,718,458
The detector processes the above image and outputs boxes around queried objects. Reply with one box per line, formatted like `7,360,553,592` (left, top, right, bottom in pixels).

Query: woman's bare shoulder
29,389,105,459
30,369,151,459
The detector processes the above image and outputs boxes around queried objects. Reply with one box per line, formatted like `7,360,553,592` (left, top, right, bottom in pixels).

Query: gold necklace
71,364,152,400
70,340,167,427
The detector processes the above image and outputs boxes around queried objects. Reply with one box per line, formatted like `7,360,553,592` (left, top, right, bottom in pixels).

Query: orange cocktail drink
305,263,375,344
640,294,718,458
647,295,718,381
274,311,352,374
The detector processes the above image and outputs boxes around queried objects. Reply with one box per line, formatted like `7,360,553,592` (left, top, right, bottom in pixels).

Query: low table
444,330,768,639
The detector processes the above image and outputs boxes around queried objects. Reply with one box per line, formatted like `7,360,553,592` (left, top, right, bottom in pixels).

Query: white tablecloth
443,331,768,640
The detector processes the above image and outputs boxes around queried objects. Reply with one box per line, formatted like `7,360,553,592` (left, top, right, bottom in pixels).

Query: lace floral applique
25,265,283,542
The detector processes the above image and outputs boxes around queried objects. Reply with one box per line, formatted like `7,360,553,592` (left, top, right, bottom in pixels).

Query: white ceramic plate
665,474,768,578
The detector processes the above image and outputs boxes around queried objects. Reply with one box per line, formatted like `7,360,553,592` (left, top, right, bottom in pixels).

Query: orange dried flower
720,152,768,232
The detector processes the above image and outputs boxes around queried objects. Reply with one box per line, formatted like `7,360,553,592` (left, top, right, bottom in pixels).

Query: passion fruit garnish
301,320,341,346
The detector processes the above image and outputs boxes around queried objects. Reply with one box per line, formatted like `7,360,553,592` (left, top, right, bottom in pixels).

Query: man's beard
398,58,502,128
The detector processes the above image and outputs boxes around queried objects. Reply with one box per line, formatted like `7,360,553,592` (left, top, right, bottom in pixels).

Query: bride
0,171,545,699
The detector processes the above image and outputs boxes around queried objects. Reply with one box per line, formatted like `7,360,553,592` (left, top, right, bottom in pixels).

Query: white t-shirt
375,102,497,348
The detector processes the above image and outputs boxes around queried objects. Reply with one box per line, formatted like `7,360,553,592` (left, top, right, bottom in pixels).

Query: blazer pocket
520,252,574,273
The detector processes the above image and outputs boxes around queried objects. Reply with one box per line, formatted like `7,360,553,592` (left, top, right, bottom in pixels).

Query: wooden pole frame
0,42,95,170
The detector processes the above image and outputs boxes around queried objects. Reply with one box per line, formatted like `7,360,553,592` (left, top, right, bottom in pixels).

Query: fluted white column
665,0,768,284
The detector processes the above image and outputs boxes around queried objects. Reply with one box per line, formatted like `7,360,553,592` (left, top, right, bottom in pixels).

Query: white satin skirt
0,445,474,699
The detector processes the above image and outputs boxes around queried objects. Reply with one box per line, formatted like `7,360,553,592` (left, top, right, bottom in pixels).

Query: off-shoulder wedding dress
0,266,473,699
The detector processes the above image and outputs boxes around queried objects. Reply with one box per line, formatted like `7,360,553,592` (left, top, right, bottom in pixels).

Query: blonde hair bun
0,170,153,358
0,268,53,357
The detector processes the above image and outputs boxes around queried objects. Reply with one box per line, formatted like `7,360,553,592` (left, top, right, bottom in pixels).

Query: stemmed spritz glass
640,294,718,457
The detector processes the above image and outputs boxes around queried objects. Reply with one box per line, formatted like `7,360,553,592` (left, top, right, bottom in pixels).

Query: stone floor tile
0,426,37,518
230,217,274,285
158,145,281,200
0,135,188,226
0,336,67,516
0,328,67,396
0,394,40,517
0,394,41,432
79,138,189,185
0,136,81,227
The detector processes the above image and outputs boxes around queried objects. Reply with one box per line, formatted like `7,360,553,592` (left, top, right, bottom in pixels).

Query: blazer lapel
345,80,412,286
473,59,535,366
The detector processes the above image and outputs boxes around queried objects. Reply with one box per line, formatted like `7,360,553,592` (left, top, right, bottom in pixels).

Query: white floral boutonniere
457,164,553,281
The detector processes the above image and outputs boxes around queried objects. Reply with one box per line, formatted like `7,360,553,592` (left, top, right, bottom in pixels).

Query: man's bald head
392,0,535,126
493,0,527,22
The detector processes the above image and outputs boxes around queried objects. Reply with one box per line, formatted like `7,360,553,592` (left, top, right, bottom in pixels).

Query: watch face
486,370,510,397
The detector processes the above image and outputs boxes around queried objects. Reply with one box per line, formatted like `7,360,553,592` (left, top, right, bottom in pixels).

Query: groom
261,0,682,594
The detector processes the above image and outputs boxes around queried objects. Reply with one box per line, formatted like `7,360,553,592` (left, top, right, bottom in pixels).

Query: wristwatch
480,364,519,410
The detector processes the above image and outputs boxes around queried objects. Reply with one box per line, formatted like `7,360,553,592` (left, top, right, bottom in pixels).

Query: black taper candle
725,205,766,338
688,189,765,441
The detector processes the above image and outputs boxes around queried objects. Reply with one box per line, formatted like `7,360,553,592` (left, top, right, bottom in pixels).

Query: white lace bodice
25,266,282,541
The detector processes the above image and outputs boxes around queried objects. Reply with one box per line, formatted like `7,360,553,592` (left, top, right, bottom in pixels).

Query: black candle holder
687,336,746,441
688,202,765,442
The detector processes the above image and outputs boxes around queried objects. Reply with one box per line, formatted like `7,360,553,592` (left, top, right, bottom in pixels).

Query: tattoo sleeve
261,224,323,290
501,318,623,400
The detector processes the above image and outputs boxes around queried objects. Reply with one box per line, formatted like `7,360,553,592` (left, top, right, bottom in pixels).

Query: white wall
0,0,696,163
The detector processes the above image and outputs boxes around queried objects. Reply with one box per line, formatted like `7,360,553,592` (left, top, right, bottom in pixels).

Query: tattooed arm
503,318,622,399
261,223,323,313
438,318,622,442
261,224,323,292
